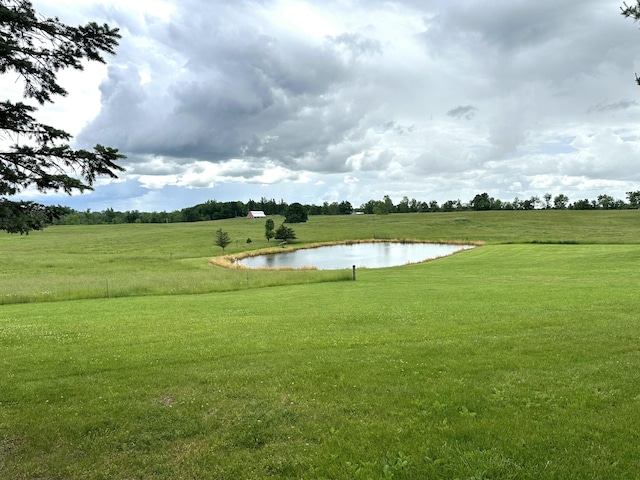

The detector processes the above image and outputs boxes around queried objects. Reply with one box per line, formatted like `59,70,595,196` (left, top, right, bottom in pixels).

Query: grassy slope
1,211,640,478
1,210,639,304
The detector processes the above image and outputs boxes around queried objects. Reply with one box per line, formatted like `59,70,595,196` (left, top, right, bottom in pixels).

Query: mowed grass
1,211,640,478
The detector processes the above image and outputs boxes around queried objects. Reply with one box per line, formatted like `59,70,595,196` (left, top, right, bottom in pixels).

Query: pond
237,242,475,270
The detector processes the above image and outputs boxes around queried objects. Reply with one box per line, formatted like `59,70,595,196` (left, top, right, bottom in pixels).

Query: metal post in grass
352,265,356,281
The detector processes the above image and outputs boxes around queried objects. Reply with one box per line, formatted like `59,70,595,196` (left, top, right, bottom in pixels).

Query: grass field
1,211,640,478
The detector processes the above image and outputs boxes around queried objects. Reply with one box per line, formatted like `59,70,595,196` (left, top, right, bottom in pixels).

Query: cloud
19,0,640,211
447,105,478,120
326,33,383,60
588,100,639,114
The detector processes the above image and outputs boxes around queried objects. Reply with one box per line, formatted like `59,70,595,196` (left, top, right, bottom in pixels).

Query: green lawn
1,211,640,478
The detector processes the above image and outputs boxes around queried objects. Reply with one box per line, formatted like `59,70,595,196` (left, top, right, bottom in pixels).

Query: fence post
352,265,356,281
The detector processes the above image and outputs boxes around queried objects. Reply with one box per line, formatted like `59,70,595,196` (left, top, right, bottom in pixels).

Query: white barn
247,210,266,219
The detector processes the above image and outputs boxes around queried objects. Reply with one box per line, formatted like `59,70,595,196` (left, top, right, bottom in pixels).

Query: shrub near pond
275,224,297,242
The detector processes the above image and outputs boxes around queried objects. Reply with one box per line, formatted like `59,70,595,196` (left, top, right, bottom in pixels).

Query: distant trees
275,224,296,242
597,194,616,209
360,199,377,214
522,196,539,210
396,196,411,213
572,199,595,210
215,229,231,251
440,200,456,212
627,190,640,208
470,193,493,211
182,200,244,221
338,200,353,215
469,193,535,210
361,196,392,214
51,188,640,227
284,202,308,223
553,194,569,210
265,218,274,242
318,201,351,215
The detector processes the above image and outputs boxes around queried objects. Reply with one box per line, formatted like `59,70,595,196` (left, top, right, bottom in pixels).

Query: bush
275,224,296,242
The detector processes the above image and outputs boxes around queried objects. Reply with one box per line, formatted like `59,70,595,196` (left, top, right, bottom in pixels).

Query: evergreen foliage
622,1,640,84
274,223,296,242
215,228,231,251
0,0,125,233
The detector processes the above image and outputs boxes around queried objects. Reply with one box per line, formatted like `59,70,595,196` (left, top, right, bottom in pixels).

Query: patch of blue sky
536,138,577,155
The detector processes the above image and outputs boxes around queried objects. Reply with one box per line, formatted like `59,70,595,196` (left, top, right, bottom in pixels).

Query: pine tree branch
0,1,125,233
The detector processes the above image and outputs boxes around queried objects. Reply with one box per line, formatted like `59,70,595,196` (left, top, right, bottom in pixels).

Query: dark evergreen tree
274,224,296,242
0,0,125,233
622,0,640,19
622,2,640,84
215,228,231,251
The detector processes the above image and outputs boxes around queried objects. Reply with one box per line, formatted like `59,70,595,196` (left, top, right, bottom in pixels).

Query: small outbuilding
247,210,266,219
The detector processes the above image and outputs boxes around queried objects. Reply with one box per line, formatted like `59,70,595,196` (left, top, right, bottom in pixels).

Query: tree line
51,191,640,226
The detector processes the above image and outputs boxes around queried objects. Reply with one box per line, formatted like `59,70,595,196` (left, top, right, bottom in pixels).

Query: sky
7,0,640,211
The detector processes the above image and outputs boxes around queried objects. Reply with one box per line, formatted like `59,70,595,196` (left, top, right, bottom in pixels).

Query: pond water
237,242,475,270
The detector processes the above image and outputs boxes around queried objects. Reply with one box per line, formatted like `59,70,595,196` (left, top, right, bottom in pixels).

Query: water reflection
238,242,475,270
